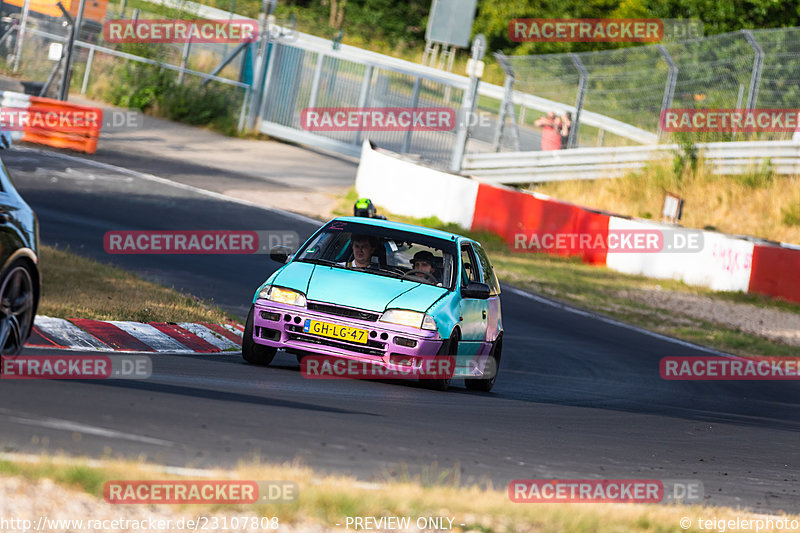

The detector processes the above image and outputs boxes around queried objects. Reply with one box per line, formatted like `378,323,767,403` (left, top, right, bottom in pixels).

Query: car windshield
294,220,457,289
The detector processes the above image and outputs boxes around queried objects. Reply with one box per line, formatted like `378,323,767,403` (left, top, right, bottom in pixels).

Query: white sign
466,59,484,78
48,42,63,61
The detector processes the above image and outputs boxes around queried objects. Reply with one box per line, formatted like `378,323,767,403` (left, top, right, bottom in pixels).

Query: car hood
272,262,448,313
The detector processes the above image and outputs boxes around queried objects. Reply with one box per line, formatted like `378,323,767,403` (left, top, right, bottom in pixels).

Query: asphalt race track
1,147,799,513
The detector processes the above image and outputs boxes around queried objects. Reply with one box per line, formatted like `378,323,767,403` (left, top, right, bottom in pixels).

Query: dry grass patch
2,453,798,532
38,245,234,323
533,158,800,244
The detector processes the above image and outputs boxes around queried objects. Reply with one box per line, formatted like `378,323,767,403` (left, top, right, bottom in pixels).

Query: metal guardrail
462,140,800,183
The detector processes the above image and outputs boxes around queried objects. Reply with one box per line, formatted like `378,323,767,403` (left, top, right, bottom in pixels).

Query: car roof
331,216,473,244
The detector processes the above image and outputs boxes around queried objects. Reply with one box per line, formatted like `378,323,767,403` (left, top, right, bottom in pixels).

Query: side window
473,243,501,296
460,245,480,287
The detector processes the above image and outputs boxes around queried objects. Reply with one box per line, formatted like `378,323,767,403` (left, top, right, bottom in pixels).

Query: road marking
13,146,323,226
505,286,735,358
0,410,174,447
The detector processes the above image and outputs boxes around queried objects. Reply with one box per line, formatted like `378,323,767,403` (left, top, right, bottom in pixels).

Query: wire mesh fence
258,40,506,169
500,27,800,146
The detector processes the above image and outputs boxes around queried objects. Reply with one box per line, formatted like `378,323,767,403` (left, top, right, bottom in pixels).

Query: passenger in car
409,250,440,284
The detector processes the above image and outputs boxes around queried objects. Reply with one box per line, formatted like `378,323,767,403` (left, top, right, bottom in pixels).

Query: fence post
238,85,251,132
568,53,587,149
657,44,677,140
80,46,94,94
59,0,87,101
246,0,277,131
400,77,421,154
742,30,764,111
177,23,196,86
307,52,325,109
12,0,31,72
492,52,520,152
353,64,373,145
449,34,486,173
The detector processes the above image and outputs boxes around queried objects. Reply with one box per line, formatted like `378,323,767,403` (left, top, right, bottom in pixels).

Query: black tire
0,259,36,356
424,330,459,391
242,306,277,366
465,336,502,392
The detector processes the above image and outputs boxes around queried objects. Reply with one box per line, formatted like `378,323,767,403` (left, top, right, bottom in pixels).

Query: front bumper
252,299,445,371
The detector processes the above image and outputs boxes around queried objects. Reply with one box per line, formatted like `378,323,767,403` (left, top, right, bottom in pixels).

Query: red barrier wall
471,183,610,265
747,244,800,303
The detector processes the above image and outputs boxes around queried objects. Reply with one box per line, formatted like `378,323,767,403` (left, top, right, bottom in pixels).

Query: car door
458,243,488,356
473,242,502,343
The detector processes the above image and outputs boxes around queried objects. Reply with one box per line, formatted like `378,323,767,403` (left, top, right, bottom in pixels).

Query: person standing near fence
534,111,563,151
560,111,572,149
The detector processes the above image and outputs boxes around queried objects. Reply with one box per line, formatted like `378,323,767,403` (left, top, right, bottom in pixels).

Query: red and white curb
27,316,244,353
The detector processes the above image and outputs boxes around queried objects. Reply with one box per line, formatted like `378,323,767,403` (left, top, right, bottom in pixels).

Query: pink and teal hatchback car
242,217,503,391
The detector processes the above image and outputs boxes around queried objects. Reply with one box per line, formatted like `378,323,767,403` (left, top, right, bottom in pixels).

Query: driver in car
409,250,440,284
342,234,378,268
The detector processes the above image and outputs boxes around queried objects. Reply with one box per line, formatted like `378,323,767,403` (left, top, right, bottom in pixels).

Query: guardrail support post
742,30,764,111
657,45,678,140
568,53,587,149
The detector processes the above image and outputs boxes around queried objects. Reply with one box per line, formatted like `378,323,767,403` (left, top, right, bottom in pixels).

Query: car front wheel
465,336,501,392
424,330,459,391
242,306,277,366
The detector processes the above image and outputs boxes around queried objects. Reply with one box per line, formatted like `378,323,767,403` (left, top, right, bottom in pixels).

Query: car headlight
380,309,437,331
259,285,306,307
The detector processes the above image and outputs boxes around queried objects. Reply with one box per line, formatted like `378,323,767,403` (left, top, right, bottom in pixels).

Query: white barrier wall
606,217,754,292
355,141,478,228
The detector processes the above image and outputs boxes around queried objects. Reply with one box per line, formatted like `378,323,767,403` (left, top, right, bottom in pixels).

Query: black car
0,137,39,354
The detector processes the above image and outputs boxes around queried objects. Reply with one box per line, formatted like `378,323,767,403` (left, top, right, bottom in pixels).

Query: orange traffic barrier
19,95,103,154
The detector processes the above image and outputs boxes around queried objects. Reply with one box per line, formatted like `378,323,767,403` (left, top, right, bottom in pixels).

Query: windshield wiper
298,258,341,267
365,267,403,279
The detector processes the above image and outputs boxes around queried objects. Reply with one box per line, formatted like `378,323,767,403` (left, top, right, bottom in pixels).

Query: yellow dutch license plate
303,319,368,344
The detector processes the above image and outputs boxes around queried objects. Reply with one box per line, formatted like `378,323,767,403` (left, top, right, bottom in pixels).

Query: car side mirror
461,281,491,299
269,246,292,264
